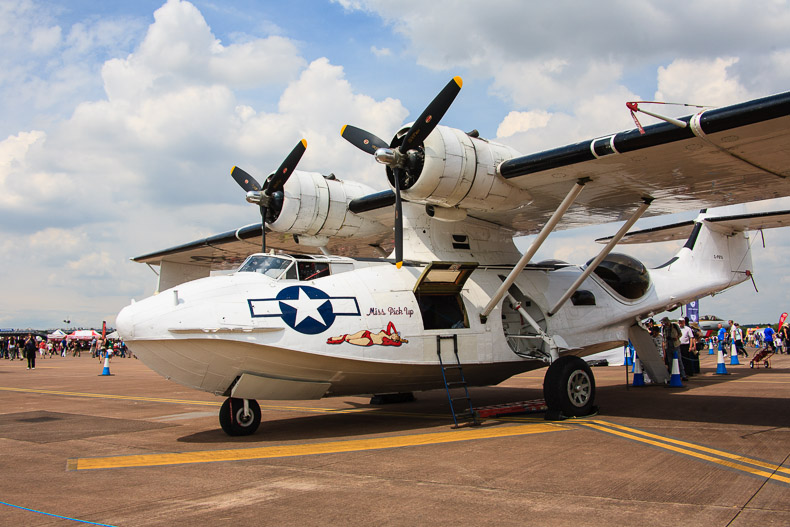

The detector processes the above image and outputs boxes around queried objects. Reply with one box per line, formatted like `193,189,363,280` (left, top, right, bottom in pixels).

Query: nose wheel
543,355,596,418
219,397,261,436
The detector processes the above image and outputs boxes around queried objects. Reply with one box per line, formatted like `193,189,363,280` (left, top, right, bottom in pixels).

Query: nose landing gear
219,397,261,436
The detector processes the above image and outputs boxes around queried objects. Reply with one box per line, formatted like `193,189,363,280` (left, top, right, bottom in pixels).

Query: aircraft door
413,262,481,362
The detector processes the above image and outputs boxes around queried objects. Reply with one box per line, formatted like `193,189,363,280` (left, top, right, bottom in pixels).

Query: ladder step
443,365,462,370
446,381,467,389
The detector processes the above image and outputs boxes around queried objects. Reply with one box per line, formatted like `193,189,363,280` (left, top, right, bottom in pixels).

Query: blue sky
2,0,790,329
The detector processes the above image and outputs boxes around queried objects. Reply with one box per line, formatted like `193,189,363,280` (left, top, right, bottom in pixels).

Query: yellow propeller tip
396,261,403,269
453,76,463,88
300,138,307,148
341,124,347,135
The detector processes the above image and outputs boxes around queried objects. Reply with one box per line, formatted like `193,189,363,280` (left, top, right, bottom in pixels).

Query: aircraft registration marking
67,423,568,470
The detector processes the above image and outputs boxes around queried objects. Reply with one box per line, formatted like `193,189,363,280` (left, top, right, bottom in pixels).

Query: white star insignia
281,288,329,327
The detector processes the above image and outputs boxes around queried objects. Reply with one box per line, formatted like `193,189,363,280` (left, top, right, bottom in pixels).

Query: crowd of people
0,335,132,370
643,317,787,381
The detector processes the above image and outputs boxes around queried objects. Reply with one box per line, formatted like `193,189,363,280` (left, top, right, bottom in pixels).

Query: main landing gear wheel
219,397,261,436
543,356,596,418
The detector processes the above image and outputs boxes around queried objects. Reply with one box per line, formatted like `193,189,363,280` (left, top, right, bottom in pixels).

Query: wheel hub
235,409,254,426
567,370,591,408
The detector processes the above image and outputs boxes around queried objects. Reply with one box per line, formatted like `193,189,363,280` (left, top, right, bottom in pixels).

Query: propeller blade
341,125,390,154
267,139,307,194
231,166,261,192
392,169,404,268
401,76,463,151
259,204,267,253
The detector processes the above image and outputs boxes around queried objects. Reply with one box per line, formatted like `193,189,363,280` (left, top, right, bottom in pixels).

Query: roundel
276,285,335,335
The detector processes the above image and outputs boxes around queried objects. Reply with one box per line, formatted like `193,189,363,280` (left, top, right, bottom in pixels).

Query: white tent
46,329,67,340
67,330,101,341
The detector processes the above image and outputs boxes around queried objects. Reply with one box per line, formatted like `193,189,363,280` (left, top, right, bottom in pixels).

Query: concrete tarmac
0,350,788,526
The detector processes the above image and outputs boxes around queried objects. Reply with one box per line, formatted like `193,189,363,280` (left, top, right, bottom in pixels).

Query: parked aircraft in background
117,77,790,435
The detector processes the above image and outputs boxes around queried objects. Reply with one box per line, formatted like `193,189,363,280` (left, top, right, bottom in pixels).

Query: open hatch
413,262,478,330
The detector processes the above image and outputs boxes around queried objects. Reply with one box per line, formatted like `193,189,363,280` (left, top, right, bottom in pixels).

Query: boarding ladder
437,335,479,428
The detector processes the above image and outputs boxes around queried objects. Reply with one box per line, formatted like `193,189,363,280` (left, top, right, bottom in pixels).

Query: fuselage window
571,290,596,306
297,261,330,281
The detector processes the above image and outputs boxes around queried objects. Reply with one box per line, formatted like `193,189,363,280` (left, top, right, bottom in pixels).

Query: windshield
237,255,293,279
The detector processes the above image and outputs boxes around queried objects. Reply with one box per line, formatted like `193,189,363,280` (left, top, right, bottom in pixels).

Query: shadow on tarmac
176,363,788,443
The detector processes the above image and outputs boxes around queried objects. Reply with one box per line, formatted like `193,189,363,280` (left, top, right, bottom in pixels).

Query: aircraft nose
116,302,136,340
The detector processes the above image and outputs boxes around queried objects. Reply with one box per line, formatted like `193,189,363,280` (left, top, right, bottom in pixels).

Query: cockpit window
297,261,330,281
586,252,651,300
237,255,293,279
237,255,334,281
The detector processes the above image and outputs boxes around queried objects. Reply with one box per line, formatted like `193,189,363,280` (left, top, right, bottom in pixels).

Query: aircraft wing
133,222,394,271
472,91,790,235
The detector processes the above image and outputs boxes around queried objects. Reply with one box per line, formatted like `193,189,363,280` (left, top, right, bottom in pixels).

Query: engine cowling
396,125,533,212
268,172,387,239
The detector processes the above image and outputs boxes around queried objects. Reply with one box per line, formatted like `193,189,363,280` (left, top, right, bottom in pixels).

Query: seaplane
116,77,790,435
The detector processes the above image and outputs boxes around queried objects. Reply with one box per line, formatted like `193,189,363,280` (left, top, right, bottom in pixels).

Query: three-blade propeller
231,139,307,253
341,77,462,268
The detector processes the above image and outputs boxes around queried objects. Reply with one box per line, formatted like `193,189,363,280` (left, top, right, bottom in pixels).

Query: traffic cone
632,356,645,387
100,354,112,376
729,342,740,365
669,351,683,387
708,339,715,355
715,347,729,375
624,344,633,367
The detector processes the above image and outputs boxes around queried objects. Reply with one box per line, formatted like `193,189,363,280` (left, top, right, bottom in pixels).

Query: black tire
219,397,261,436
543,356,596,417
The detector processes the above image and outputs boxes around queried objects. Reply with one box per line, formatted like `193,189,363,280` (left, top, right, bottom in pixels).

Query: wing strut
547,197,653,316
480,178,590,323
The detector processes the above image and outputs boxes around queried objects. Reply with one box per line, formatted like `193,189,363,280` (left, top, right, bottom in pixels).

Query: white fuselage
116,215,750,400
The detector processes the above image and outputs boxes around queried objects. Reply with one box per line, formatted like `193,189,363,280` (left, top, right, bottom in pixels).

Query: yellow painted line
588,420,790,476
580,422,790,485
68,423,568,470
0,386,222,407
0,386,460,420
731,379,790,384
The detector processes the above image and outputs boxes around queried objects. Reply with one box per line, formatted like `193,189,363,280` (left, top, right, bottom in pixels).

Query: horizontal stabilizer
597,209,790,245
705,209,790,233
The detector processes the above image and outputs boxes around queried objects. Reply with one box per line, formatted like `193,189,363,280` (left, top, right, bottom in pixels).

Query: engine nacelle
401,125,533,211
269,172,387,240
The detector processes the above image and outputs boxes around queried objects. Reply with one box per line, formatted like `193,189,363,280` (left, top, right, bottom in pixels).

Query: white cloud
655,57,750,107
370,45,391,57
30,24,62,53
0,130,47,208
101,0,305,103
496,110,551,138
67,251,115,277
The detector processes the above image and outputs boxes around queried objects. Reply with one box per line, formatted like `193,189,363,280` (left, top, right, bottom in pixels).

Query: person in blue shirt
763,325,776,352
717,323,728,355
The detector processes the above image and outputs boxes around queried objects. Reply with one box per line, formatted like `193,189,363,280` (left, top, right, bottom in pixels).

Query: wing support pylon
547,197,653,316
480,178,589,322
